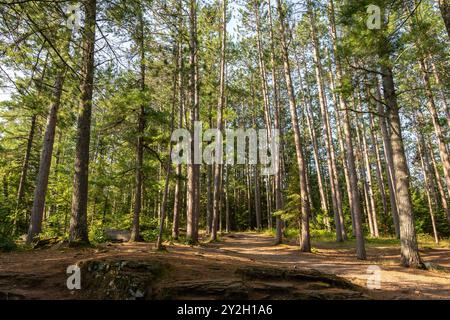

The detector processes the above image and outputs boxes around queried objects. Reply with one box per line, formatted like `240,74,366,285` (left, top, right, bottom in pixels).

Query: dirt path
204,233,450,299
0,232,449,299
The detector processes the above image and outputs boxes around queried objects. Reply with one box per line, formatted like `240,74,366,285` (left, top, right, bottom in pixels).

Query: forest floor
0,232,449,300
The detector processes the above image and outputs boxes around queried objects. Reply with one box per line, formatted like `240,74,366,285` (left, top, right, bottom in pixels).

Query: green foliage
0,234,17,252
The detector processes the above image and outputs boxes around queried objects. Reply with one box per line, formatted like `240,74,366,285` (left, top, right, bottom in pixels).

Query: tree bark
13,114,37,234
369,110,389,232
418,136,439,244
297,56,330,229
418,59,450,205
186,0,200,243
374,80,400,237
131,8,146,242
156,60,179,250
69,0,96,245
381,65,423,268
268,0,285,241
27,69,65,243
327,0,366,258
427,139,450,223
308,0,345,241
211,0,227,241
276,0,311,252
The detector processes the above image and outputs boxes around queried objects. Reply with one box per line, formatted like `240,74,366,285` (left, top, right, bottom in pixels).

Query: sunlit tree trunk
369,110,389,232
358,96,379,237
327,0,365,258
296,56,330,230
326,53,353,234
277,0,311,252
418,59,450,203
427,140,450,223
308,0,345,241
418,136,439,244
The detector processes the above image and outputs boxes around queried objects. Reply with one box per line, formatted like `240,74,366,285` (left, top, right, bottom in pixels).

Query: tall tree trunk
418,59,450,203
418,136,439,244
427,139,450,223
268,0,285,242
308,0,345,241
369,110,389,232
381,65,423,268
327,0,365,258
358,96,379,237
246,164,252,229
69,0,96,245
172,14,184,239
156,59,179,250
225,164,230,232
429,57,450,129
297,56,330,229
131,10,146,242
254,164,262,230
211,0,227,241
374,80,400,237
326,53,352,234
27,69,65,243
276,0,311,252
186,0,200,243
13,114,37,233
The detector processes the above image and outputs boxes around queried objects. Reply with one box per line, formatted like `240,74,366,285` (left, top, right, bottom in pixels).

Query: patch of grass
417,234,450,249
262,228,276,237
365,237,400,246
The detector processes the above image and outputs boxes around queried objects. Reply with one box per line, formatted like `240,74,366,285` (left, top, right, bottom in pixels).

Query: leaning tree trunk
277,0,311,252
69,0,97,245
13,114,37,233
27,69,65,243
